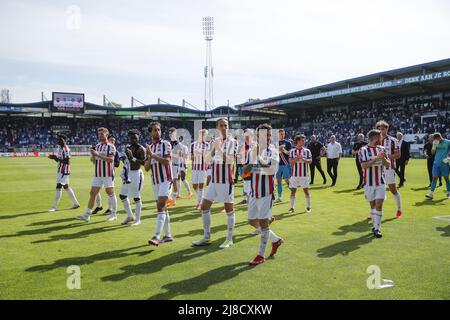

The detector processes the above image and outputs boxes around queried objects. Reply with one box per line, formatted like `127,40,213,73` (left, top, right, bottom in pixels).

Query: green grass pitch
0,157,448,300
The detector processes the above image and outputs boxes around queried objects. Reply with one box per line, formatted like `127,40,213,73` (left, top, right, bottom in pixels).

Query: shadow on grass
332,219,371,236
316,234,376,258
273,210,307,222
170,212,202,223
167,205,201,217
436,226,449,237
26,245,150,272
101,239,224,282
27,217,82,227
413,198,447,207
0,210,48,220
148,262,253,300
309,185,331,190
0,220,106,239
333,188,358,194
31,224,127,244
332,217,397,236
410,187,430,191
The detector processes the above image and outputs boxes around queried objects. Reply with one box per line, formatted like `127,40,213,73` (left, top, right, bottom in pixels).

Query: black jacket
397,140,410,164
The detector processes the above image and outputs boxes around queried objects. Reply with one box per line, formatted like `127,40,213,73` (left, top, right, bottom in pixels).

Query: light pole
202,16,214,114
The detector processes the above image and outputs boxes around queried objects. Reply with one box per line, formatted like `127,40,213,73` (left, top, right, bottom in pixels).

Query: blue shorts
276,165,291,180
432,162,450,177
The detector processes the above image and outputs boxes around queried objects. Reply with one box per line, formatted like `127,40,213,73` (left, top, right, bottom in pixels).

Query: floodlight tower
202,16,214,111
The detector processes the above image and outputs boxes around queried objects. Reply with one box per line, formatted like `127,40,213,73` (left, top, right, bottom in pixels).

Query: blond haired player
376,120,403,218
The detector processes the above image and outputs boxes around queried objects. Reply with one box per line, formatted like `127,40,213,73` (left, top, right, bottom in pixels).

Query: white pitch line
433,215,450,222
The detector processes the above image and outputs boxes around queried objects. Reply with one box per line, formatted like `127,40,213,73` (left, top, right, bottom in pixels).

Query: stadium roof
238,58,450,114
0,100,237,119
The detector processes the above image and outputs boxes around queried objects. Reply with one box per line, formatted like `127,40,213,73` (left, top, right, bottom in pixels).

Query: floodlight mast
202,16,214,113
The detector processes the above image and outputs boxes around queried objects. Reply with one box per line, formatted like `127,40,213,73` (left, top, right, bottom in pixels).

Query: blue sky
1,0,449,108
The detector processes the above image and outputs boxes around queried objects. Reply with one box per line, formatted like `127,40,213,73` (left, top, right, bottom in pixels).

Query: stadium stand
1,59,449,156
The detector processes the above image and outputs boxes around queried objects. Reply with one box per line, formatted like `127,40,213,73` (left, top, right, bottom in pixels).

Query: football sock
305,194,311,208
269,229,281,242
121,197,134,218
135,200,142,222
53,189,62,208
226,211,235,241
393,192,402,211
96,193,102,207
290,196,295,209
164,211,171,236
197,188,203,204
374,210,382,231
65,187,79,205
155,213,166,239
277,183,282,198
108,194,117,215
202,210,211,239
370,208,376,228
183,180,192,194
430,180,437,192
258,228,270,257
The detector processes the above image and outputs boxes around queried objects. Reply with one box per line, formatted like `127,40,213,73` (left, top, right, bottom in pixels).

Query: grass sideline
0,157,448,300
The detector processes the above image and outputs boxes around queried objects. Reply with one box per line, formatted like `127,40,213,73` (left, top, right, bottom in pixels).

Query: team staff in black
395,132,410,188
307,135,327,185
423,135,442,187
352,133,368,190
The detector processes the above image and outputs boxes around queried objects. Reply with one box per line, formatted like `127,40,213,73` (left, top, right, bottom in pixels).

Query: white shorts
204,182,234,204
172,164,181,178
384,169,397,185
248,195,273,220
207,167,212,177
56,173,69,186
192,170,207,185
92,176,115,188
364,185,386,202
120,170,144,199
243,180,252,195
289,176,309,189
153,181,172,198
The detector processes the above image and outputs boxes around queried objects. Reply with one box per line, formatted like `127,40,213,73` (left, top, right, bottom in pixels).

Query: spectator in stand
1,99,449,153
